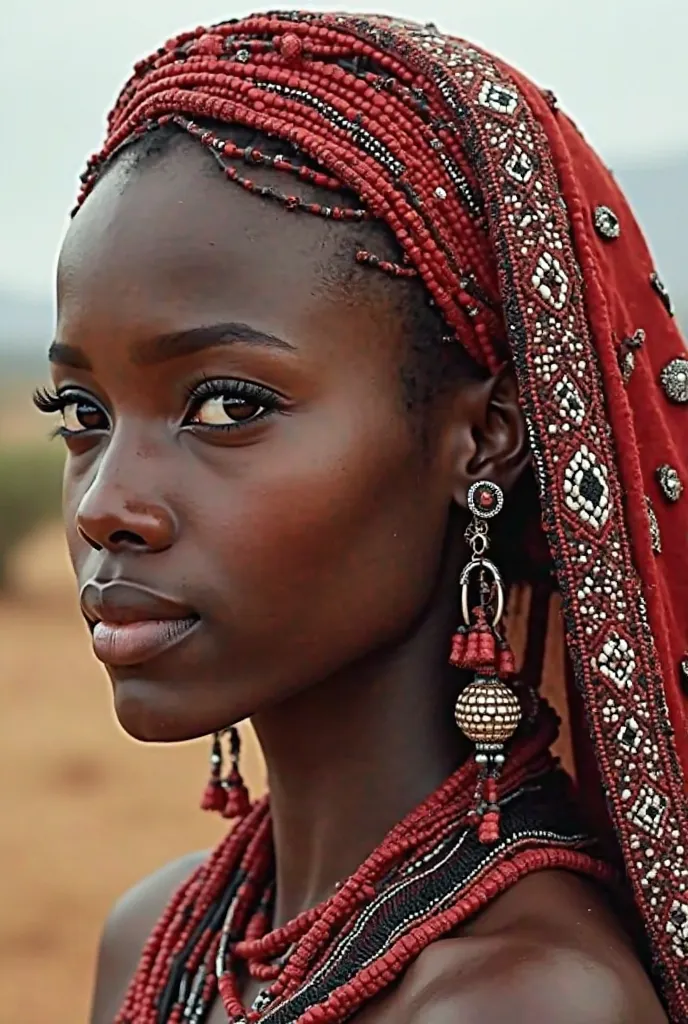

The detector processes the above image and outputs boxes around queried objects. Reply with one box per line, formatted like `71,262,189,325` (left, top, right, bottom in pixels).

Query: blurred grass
0,442,64,589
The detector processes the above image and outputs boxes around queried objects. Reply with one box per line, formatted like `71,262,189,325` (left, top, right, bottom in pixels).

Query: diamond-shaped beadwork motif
504,144,535,184
596,631,636,690
553,375,586,427
629,785,668,837
616,717,643,753
478,80,518,115
532,251,570,311
660,358,688,404
666,901,688,958
563,446,611,529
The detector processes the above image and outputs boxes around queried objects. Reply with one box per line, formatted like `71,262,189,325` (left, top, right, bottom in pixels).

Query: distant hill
1,152,686,382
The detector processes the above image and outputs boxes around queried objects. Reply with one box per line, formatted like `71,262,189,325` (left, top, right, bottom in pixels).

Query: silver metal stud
656,464,684,503
651,272,675,317
594,205,621,241
645,496,662,554
618,329,645,384
660,358,688,404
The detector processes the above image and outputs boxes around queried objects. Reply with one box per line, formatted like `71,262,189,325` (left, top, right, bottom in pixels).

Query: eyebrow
48,321,295,370
48,342,92,370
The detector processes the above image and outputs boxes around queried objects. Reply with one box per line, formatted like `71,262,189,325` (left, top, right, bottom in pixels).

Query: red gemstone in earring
467,480,504,519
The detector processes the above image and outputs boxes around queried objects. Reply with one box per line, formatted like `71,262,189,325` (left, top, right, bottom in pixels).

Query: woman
37,10,688,1023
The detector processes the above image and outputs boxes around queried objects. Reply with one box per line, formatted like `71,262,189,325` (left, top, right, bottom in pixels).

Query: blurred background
1,0,686,1020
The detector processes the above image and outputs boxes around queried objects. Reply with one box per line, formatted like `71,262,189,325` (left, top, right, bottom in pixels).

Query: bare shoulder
364,871,668,1024
89,850,208,1024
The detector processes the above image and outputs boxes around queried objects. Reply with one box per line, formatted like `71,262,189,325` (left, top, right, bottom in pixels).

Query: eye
62,398,105,433
191,394,267,427
33,387,108,435
185,379,279,431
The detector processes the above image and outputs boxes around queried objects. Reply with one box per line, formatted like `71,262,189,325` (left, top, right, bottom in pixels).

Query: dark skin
48,135,666,1023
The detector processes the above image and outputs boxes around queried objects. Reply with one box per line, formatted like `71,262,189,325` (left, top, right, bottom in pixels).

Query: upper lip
80,580,199,627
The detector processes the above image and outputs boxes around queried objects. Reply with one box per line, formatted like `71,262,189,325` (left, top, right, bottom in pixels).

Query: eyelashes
32,386,66,414
184,377,281,430
32,378,283,438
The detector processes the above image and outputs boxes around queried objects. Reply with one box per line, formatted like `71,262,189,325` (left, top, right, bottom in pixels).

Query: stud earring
201,726,251,819
449,481,522,844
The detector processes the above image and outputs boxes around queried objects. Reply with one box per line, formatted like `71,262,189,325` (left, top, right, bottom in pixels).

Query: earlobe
453,369,530,508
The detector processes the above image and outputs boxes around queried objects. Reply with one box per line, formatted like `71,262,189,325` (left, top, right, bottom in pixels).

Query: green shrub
0,443,64,589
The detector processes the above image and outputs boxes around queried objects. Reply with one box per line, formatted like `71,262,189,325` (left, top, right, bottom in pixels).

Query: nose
76,459,177,555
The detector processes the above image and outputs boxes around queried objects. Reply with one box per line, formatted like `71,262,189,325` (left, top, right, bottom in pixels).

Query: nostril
110,529,148,548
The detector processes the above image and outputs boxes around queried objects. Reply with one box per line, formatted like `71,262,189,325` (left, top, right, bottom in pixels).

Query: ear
449,368,530,511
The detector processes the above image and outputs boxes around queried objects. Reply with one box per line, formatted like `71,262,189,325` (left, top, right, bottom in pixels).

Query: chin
111,673,232,743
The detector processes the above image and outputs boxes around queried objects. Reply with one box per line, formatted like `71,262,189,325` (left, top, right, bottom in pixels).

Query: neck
251,596,466,929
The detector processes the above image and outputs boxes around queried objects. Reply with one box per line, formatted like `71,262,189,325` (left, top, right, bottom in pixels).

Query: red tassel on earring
451,608,497,673
222,767,252,819
201,732,227,813
221,726,252,820
202,778,227,813
449,625,468,666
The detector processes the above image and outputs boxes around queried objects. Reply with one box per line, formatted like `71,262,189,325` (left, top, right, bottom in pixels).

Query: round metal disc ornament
660,358,688,404
467,480,504,519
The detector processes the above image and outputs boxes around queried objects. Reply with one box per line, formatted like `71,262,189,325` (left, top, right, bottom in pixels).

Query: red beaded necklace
115,706,613,1024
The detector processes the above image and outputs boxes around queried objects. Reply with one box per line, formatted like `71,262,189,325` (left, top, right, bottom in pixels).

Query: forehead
57,134,388,339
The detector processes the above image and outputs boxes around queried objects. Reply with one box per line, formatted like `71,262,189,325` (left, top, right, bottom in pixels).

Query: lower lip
91,617,200,667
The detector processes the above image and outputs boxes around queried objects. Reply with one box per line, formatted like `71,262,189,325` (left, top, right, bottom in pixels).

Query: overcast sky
2,0,687,299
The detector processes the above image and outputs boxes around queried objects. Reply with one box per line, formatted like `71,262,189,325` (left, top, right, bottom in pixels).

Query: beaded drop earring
449,481,522,843
201,726,251,819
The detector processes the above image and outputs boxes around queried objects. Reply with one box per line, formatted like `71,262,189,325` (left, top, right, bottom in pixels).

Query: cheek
191,413,448,674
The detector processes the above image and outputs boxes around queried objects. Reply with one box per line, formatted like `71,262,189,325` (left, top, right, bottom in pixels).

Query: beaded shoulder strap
259,771,605,1023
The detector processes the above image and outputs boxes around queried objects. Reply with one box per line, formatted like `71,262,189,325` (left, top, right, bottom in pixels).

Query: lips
80,580,200,667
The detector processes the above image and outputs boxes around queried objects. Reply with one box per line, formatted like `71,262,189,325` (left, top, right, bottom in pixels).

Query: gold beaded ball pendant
454,674,522,745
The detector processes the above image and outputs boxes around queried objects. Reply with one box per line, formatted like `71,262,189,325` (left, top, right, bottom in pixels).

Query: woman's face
51,136,464,742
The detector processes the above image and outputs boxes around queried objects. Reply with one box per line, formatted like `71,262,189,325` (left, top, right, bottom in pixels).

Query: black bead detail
650,272,675,317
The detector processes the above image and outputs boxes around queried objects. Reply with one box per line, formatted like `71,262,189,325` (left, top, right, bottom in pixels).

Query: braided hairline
75,14,508,371
111,112,487,417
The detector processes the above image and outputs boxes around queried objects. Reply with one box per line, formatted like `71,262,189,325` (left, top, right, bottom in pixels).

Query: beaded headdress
75,12,688,1018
